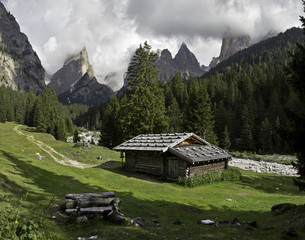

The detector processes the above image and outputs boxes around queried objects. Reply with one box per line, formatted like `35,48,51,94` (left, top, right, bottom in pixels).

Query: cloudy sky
2,0,303,90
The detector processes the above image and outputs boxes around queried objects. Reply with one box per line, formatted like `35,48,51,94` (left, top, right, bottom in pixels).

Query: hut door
168,159,179,178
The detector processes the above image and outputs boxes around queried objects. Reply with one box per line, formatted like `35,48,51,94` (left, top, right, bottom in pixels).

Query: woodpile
59,191,125,224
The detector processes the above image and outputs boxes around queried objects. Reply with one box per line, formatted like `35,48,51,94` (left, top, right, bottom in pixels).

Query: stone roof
168,145,231,164
113,133,209,152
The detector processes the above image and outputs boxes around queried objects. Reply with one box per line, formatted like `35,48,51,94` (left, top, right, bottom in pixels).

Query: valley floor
0,122,304,240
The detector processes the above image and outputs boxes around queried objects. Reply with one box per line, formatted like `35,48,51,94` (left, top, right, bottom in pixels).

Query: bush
178,168,242,187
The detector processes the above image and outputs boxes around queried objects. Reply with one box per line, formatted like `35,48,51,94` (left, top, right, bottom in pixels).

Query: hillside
0,122,304,239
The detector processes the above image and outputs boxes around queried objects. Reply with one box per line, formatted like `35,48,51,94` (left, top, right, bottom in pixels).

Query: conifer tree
122,41,168,139
100,96,121,148
184,81,217,144
220,125,231,150
285,0,305,190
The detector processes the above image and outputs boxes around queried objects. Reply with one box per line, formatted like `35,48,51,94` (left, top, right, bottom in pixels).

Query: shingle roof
168,145,231,164
113,133,231,163
113,133,208,152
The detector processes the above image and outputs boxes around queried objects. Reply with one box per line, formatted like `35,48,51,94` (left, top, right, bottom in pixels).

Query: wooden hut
113,133,231,179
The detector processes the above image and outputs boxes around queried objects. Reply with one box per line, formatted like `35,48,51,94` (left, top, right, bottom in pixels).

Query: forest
68,27,305,155
0,27,304,154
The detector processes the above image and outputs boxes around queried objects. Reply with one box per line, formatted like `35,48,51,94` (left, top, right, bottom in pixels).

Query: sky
2,0,304,90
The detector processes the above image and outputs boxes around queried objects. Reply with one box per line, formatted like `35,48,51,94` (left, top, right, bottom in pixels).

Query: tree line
0,86,74,140
73,28,304,155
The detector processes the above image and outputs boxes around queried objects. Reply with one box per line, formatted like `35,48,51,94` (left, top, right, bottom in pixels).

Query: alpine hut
113,133,231,179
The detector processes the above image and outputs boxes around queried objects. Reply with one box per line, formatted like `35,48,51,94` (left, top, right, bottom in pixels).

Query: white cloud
3,0,303,90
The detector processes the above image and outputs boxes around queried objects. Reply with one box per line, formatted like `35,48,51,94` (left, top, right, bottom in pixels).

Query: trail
13,125,92,169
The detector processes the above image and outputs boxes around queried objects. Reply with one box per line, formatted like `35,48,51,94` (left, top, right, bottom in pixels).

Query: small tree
73,128,80,143
220,126,231,150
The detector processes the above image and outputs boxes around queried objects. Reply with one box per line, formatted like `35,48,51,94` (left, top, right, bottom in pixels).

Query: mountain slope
0,2,46,94
58,72,114,106
209,34,251,68
49,47,94,96
156,43,206,82
49,47,113,105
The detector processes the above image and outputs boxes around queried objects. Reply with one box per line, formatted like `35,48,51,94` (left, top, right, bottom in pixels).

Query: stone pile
229,158,298,176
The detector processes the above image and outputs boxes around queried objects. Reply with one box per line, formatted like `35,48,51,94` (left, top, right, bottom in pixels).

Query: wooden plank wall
189,160,226,177
125,151,164,176
166,156,187,178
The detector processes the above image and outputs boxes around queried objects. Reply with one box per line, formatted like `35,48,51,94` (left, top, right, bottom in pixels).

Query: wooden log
65,206,113,214
65,198,116,208
79,206,113,213
66,192,115,200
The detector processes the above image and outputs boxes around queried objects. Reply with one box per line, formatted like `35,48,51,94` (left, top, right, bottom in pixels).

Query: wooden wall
125,151,164,176
125,151,229,179
188,160,227,177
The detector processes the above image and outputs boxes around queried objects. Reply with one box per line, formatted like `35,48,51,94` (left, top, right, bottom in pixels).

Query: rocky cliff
0,2,46,94
58,72,114,106
49,47,113,105
156,43,206,82
49,47,94,96
209,34,252,68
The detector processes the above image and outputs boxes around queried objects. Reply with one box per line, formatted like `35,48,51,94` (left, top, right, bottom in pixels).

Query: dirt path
13,125,92,169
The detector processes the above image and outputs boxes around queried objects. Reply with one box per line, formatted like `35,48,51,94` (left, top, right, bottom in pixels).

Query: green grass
1,122,305,239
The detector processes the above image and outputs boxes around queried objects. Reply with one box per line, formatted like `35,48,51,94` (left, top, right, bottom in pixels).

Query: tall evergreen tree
285,0,305,190
122,41,168,139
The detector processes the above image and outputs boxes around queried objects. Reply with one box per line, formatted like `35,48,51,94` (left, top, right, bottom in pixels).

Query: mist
3,0,303,90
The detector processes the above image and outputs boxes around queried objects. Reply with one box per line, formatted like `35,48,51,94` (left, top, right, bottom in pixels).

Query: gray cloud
3,0,303,90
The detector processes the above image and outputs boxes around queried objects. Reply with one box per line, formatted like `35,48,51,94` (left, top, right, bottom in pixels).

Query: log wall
125,151,164,176
188,160,226,177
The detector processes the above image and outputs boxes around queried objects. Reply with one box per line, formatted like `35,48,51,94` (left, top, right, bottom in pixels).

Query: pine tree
99,96,121,148
167,97,183,133
184,81,218,144
220,125,231,150
285,0,305,190
122,41,168,138
73,128,80,143
259,117,272,153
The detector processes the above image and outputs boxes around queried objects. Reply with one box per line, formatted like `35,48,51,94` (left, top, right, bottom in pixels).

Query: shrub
178,168,242,187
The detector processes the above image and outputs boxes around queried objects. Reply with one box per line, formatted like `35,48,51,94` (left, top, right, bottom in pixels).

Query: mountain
155,43,206,82
49,47,94,96
209,33,251,68
58,72,114,106
49,47,113,105
0,2,46,94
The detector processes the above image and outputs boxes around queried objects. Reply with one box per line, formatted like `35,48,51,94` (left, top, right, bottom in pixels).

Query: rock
264,226,273,230
219,220,229,224
76,216,89,223
232,217,240,224
247,221,257,228
171,218,182,225
199,219,215,225
97,156,102,160
243,224,252,230
271,203,296,214
108,213,125,224
90,230,99,236
38,155,43,160
51,211,69,225
284,227,298,238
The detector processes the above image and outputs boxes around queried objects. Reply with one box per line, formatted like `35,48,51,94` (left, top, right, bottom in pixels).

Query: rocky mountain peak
0,2,46,93
209,33,251,68
174,42,204,75
219,33,251,61
49,47,94,96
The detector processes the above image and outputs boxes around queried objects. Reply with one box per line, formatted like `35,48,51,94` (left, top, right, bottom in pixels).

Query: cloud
3,0,303,90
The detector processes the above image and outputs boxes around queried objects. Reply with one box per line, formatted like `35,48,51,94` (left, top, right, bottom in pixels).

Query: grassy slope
0,122,304,240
